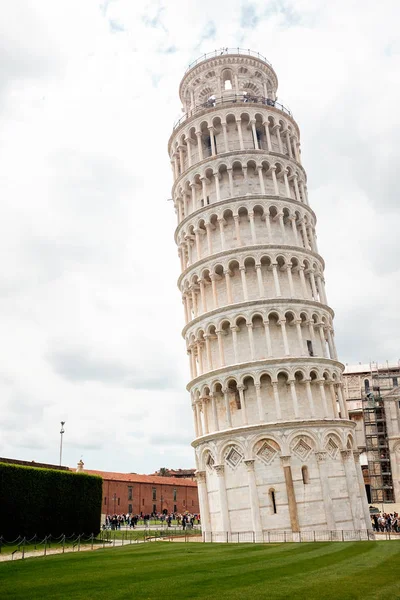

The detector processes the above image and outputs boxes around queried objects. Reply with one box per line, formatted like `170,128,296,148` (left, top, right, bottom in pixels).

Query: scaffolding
361,362,398,503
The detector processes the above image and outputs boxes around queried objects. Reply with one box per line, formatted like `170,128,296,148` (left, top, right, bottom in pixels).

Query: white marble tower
168,49,371,536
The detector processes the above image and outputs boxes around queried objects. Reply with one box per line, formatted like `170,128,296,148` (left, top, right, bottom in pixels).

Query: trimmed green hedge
0,462,102,538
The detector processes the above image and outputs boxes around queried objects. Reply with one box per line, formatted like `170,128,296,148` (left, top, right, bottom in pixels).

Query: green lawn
0,542,399,599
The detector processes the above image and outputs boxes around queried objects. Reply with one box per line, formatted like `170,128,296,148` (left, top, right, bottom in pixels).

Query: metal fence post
44,536,47,557
91,534,94,550
78,535,81,552
62,535,65,553
284,531,286,543
342,530,344,542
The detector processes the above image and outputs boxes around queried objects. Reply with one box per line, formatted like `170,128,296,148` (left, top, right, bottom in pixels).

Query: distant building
343,362,400,504
75,462,199,515
151,468,196,480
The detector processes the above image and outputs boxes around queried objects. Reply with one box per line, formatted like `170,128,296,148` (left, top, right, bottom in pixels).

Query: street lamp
59,421,65,466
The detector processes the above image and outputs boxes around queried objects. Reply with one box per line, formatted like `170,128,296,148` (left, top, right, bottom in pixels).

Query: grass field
0,541,399,599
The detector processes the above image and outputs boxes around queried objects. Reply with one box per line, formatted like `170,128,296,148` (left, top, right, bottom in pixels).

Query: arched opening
302,465,309,484
269,488,277,514
221,68,233,92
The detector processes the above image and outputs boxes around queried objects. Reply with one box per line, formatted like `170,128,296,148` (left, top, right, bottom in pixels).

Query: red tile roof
79,468,197,487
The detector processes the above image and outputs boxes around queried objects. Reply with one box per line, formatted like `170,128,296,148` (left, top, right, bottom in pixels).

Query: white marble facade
169,49,371,533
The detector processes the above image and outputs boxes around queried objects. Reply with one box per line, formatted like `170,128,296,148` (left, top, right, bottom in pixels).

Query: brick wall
101,478,199,515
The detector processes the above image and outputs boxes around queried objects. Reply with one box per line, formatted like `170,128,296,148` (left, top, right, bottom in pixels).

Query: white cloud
0,0,398,472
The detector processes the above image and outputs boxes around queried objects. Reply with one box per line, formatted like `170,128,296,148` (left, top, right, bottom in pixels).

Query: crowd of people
371,512,399,532
103,511,200,530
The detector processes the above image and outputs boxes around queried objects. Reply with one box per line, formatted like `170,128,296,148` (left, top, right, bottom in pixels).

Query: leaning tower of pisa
168,49,371,537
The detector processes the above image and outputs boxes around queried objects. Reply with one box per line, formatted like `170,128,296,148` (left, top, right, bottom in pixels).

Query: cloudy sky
0,0,399,473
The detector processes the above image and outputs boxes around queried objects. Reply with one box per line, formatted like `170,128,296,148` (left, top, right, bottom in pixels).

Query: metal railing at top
186,49,272,73
173,94,292,130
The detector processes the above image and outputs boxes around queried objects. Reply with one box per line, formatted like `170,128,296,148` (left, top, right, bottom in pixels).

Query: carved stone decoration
292,438,313,461
315,451,328,462
225,446,244,469
325,437,339,459
206,452,215,470
257,441,278,465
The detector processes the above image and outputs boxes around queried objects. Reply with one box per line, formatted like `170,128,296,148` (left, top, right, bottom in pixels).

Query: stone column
216,329,225,367
195,401,203,436
223,389,232,428
315,452,336,530
272,381,282,420
202,398,209,434
326,328,336,360
272,263,281,297
236,118,244,150
290,216,299,245
255,382,264,422
263,320,273,357
318,380,329,416
247,323,255,360
208,127,216,156
215,465,230,533
224,270,233,304
289,379,300,418
240,266,249,300
210,274,219,308
285,130,292,158
329,383,339,418
199,279,207,313
337,384,348,419
305,379,315,417
201,176,208,206
265,211,272,239
195,131,203,161
234,215,242,245
244,459,262,537
251,120,259,150
227,168,234,196
214,173,221,202
295,319,305,356
341,450,361,530
255,263,265,297
210,392,219,431
257,166,266,194
271,166,279,195
192,402,199,437
274,125,283,154
279,319,290,356
204,334,213,371
195,471,211,532
249,212,257,244
286,264,295,297
283,169,291,198
281,455,300,532
186,138,192,168
231,326,239,363
194,228,201,260
238,385,248,425
218,218,225,249
299,266,308,298
278,212,286,243
263,120,272,151
205,223,213,254
222,122,229,153
353,451,372,529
